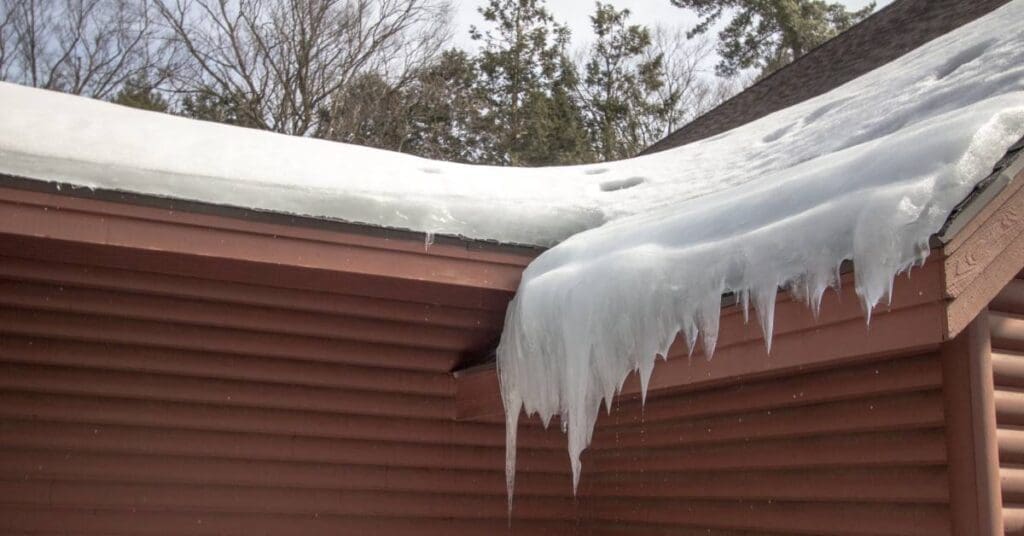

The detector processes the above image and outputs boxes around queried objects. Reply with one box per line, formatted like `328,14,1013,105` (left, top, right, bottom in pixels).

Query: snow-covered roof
496,0,1024,503
643,0,1014,153
1,0,1023,508
0,5,1019,250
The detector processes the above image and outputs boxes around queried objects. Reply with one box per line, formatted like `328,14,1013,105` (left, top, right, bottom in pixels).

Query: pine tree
470,0,591,165
402,50,491,163
582,3,667,161
315,50,491,163
318,72,408,151
112,76,170,113
180,88,264,129
671,0,875,77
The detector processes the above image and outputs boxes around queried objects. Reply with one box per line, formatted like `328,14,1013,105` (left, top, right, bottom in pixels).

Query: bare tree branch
1,0,175,99
157,0,452,136
644,26,742,140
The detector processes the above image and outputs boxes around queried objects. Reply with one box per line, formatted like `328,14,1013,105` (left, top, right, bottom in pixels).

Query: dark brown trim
0,173,546,256
944,165,1024,338
0,186,537,315
937,144,1024,245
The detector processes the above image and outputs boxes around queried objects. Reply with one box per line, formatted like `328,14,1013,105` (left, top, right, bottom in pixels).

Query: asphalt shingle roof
642,0,1013,154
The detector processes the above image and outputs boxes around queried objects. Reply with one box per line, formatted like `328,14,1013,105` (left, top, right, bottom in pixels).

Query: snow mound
497,0,1024,503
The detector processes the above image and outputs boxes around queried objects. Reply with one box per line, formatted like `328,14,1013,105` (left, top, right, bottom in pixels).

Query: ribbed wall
991,272,1024,535
0,253,578,535
0,246,963,535
1,204,999,535
575,352,952,535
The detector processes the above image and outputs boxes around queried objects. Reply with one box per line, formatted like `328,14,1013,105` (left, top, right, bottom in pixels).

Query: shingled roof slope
642,0,1013,154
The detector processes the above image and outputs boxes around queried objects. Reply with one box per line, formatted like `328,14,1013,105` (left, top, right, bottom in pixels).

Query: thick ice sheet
1,1,1023,508
496,0,1024,503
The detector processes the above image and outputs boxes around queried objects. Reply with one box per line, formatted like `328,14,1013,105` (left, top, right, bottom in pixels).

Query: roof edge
937,138,1024,245
0,173,546,259
0,180,539,306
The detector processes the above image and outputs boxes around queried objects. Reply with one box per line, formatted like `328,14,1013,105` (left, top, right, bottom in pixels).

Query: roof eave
455,148,1024,421
0,172,548,257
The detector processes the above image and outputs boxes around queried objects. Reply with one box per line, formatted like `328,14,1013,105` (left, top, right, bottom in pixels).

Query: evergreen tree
319,72,408,151
403,50,491,163
315,50,491,163
471,0,591,165
671,0,875,77
582,3,667,161
180,88,264,129
112,76,170,113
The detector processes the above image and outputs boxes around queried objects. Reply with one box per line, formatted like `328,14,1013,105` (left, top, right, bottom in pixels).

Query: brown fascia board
0,180,539,312
942,150,1024,339
936,139,1024,245
0,173,547,257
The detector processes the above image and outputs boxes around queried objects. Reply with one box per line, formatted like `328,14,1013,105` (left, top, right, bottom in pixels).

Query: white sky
452,0,893,51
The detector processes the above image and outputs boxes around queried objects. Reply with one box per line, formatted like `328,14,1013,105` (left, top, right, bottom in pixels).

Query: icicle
681,317,699,358
638,356,655,405
808,267,835,320
603,392,615,415
753,285,778,354
697,294,721,360
740,289,750,324
503,394,520,518
861,294,874,327
809,286,825,319
491,6,1024,513
423,232,435,250
656,327,678,362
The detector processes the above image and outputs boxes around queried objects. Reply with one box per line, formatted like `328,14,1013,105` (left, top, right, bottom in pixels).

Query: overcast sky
452,0,892,51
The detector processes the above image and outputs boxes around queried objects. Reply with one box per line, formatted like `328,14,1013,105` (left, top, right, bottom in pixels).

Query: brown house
1,0,1022,535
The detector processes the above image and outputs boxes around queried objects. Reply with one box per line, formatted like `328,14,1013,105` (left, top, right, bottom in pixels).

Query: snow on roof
1,0,1023,509
496,0,1024,506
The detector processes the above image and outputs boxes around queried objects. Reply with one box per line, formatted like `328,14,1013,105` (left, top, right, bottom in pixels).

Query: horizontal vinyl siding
0,244,961,535
576,353,951,535
991,274,1024,535
0,253,576,535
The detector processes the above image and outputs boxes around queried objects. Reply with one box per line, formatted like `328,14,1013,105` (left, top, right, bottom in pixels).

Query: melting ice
497,0,1024,505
